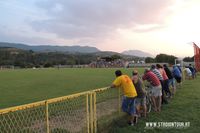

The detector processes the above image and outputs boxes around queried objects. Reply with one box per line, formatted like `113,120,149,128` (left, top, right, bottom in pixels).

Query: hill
0,42,100,53
0,47,142,68
122,50,153,57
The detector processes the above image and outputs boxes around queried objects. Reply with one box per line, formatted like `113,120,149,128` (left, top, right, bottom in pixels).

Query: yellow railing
0,87,121,133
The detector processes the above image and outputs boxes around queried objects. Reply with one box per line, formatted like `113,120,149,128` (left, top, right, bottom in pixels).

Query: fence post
90,93,93,133
86,94,90,133
45,101,50,133
93,92,97,133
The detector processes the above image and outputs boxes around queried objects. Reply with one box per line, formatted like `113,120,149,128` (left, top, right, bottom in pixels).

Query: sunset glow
0,0,200,57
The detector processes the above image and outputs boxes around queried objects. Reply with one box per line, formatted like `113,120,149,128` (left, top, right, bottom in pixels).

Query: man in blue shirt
172,65,182,87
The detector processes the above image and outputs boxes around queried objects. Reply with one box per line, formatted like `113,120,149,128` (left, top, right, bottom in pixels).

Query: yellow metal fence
0,87,121,133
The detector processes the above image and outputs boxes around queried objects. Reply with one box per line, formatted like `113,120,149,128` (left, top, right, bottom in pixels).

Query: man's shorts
188,72,192,77
175,76,182,83
135,97,146,106
168,78,175,87
121,96,136,115
151,85,162,97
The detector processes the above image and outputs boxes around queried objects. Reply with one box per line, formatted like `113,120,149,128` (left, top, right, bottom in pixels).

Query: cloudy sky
0,0,200,57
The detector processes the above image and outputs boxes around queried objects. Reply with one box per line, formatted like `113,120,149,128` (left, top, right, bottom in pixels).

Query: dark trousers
160,80,168,104
163,79,171,96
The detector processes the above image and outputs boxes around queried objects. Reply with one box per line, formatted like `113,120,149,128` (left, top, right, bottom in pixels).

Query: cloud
30,0,174,39
0,26,57,45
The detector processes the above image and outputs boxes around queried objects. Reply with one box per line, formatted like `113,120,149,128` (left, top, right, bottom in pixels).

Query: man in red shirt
142,69,162,112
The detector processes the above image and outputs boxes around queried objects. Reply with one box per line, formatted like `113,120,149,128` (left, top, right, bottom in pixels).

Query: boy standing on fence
111,70,138,126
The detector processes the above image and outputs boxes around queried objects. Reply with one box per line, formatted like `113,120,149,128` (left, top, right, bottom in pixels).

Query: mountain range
0,42,100,53
122,50,153,57
0,42,153,57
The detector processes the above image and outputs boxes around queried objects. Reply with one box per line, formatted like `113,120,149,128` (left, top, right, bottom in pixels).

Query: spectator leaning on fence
183,66,192,80
150,65,167,104
188,64,195,79
111,70,138,126
132,69,147,118
156,64,171,98
163,64,176,96
142,68,162,112
177,64,182,73
172,65,182,87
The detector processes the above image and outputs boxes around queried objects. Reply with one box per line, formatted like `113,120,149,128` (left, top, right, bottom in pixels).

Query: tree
111,54,121,60
44,62,53,68
145,57,155,63
183,56,194,62
155,54,177,64
101,56,112,62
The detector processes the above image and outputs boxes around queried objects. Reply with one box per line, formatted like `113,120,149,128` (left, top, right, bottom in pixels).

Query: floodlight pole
175,59,177,65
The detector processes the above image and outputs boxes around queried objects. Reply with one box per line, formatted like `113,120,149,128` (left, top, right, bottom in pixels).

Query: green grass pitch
1,68,200,132
0,68,143,109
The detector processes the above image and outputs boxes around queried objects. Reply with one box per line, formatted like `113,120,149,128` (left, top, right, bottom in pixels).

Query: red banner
193,42,200,71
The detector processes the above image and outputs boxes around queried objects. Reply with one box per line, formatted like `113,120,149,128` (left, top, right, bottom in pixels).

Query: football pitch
1,68,200,133
0,68,143,109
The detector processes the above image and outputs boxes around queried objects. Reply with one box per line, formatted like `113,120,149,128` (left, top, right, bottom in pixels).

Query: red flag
193,42,200,71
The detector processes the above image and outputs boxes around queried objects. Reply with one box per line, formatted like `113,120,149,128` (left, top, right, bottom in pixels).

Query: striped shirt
151,69,163,80
142,71,161,86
